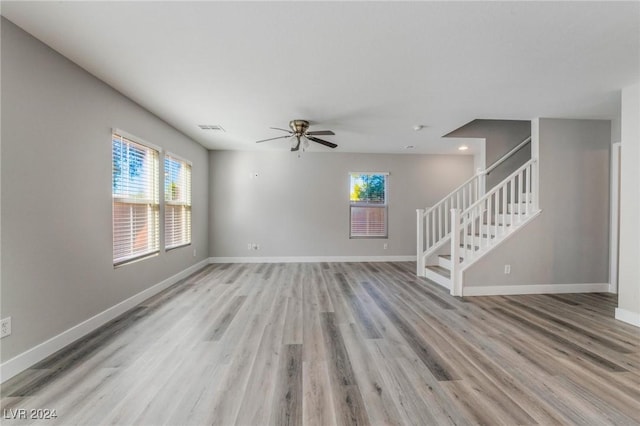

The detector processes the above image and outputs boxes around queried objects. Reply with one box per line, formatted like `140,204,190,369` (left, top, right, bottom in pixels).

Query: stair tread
460,244,480,250
439,255,463,262
425,265,451,278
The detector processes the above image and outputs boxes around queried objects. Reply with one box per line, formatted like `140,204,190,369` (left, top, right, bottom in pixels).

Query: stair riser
423,268,451,290
438,256,452,270
494,214,528,225
479,224,509,235
468,215,514,227
462,235,493,247
507,203,533,214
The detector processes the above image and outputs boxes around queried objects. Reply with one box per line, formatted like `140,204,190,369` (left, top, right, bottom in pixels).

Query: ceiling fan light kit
256,119,338,152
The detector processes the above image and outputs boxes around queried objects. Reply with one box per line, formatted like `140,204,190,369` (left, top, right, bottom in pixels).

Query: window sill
114,251,159,268
165,243,192,252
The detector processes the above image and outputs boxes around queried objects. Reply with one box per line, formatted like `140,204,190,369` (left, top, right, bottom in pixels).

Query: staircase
416,137,541,296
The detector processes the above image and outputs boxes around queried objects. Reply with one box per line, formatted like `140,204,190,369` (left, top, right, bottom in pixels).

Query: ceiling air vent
198,124,225,131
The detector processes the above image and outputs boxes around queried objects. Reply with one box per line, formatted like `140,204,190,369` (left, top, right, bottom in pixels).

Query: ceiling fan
256,120,337,151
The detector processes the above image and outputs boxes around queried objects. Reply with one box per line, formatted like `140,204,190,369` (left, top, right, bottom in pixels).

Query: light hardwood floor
2,262,639,425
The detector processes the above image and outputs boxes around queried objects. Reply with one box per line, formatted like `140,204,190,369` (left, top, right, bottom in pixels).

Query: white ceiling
2,1,638,155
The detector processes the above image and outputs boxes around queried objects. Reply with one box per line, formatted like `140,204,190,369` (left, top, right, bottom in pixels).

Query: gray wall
209,151,474,258
1,19,209,362
445,119,531,188
464,118,611,287
618,83,640,317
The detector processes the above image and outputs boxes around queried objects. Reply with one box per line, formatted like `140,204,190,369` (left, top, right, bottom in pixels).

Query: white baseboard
462,282,610,296
0,259,209,384
208,255,415,263
615,308,640,328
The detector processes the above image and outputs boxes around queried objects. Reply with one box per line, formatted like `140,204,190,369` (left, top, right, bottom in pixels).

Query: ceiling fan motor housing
289,119,310,135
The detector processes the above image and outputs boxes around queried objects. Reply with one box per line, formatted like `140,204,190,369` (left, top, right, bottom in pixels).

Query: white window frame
164,153,192,250
349,172,389,239
112,129,160,267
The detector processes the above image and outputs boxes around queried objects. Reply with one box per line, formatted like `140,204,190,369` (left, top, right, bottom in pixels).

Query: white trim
165,151,193,166
208,255,414,264
615,308,640,328
112,128,162,153
348,171,389,176
609,142,621,294
0,259,209,384
462,282,610,296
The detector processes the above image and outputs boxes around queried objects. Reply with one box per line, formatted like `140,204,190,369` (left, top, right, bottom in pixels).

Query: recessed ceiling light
458,145,469,151
198,124,225,132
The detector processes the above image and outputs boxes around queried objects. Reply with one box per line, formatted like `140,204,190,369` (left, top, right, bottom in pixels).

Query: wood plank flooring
1,262,639,425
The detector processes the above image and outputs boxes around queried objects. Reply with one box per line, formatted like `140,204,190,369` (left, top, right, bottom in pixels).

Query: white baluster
517,170,523,223
494,189,499,239
444,198,449,234
510,176,515,227
470,206,476,257
490,193,495,246
438,205,442,241
501,185,507,233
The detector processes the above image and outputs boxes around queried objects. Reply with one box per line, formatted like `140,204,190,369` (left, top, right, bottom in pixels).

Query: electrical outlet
193,249,197,257
504,264,511,274
383,243,388,250
248,243,253,250
1,317,11,338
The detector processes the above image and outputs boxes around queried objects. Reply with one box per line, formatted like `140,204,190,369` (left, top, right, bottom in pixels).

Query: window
164,154,192,249
349,173,388,238
112,132,159,266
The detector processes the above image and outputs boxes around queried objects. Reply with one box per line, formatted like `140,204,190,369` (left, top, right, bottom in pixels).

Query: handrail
460,158,537,217
423,135,532,212
484,136,531,175
423,173,480,213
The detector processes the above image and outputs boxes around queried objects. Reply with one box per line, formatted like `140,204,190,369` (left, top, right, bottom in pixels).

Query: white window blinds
112,133,160,266
164,154,192,249
349,173,388,238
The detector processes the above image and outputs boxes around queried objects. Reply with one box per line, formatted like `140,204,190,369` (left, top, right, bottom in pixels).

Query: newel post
532,159,539,211
416,209,425,276
450,208,462,296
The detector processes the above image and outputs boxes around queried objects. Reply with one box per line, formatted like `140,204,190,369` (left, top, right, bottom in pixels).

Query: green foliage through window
350,174,386,204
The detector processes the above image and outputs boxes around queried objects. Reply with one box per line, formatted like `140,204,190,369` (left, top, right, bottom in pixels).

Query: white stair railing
449,158,538,295
416,174,482,274
417,136,532,276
